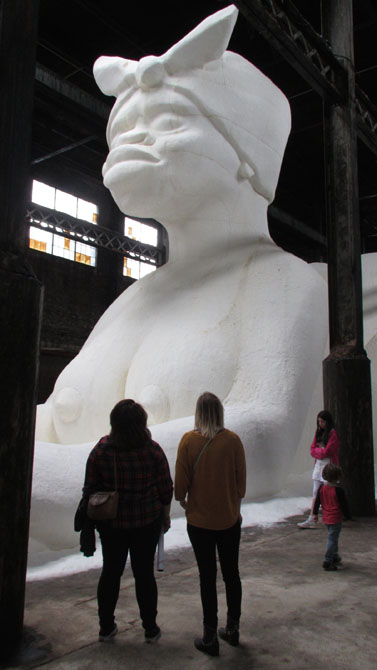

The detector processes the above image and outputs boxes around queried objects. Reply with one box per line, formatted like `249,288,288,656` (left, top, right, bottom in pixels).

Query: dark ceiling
33,0,377,262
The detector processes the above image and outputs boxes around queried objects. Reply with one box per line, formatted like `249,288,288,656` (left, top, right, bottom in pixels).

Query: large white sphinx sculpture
33,5,347,554
35,3,329,490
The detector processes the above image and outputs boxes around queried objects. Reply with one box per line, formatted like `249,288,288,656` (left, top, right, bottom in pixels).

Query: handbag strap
192,436,214,476
113,451,118,491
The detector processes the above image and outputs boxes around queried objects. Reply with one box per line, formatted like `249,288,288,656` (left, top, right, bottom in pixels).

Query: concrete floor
4,513,377,670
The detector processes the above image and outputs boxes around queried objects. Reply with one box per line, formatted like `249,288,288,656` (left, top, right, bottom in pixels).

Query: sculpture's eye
152,113,182,133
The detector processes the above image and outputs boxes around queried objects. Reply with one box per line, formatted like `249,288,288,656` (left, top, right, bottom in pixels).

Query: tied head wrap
93,5,291,203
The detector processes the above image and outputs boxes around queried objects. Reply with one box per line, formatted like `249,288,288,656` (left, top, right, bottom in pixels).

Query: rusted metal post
321,0,375,515
0,0,42,660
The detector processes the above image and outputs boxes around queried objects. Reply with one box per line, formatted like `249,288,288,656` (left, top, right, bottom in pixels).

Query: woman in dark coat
83,399,173,643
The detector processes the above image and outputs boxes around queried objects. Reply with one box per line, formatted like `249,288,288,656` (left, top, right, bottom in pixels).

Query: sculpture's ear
93,56,135,96
163,4,238,75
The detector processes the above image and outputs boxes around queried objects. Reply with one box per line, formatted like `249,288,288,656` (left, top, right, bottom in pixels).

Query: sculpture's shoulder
239,243,327,308
252,241,326,278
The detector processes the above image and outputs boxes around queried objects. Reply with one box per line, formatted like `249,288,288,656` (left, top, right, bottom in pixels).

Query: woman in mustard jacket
175,392,246,656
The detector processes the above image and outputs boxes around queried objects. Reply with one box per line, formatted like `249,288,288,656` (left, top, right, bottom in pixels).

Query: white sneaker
297,518,318,529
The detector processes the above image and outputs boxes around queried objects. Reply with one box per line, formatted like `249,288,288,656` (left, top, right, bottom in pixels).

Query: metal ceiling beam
234,0,377,157
355,86,377,156
35,64,111,119
268,205,326,246
235,0,347,101
31,134,98,165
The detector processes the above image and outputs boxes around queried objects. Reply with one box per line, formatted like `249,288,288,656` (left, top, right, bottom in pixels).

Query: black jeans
97,517,161,633
187,521,242,630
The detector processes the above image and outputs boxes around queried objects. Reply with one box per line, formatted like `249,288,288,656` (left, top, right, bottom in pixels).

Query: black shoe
218,625,239,647
323,561,337,571
144,625,161,643
194,626,219,656
99,623,118,642
333,554,342,566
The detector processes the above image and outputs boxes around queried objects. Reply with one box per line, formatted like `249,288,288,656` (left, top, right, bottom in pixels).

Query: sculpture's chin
103,160,162,216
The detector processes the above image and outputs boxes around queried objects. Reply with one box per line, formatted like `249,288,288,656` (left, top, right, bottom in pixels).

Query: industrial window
29,180,98,266
123,217,158,279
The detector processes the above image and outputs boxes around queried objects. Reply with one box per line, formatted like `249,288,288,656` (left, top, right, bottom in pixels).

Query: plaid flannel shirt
83,436,173,528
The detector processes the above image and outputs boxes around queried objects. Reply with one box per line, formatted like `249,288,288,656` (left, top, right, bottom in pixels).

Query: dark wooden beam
321,0,375,516
0,0,43,660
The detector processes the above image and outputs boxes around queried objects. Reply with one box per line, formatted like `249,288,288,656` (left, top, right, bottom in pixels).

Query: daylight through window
29,180,98,266
123,217,158,279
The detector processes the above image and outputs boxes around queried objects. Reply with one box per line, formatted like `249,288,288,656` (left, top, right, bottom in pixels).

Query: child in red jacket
313,463,351,571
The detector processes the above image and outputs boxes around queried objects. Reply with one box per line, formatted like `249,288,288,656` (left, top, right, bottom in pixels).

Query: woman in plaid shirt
83,399,173,643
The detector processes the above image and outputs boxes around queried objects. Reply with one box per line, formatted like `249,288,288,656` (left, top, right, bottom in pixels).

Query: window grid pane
32,180,55,209
55,189,78,218
30,180,97,268
123,257,156,279
29,225,53,254
124,217,158,246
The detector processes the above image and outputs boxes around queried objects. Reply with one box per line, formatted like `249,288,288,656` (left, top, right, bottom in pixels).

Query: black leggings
97,518,161,632
187,520,242,629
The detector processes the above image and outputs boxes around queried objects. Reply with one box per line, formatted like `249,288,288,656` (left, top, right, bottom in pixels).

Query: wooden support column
321,0,375,515
0,0,42,661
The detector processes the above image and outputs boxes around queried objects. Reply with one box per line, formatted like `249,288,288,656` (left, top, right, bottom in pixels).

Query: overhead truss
26,205,165,267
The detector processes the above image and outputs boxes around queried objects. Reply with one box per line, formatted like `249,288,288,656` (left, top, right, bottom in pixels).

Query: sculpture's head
93,5,291,216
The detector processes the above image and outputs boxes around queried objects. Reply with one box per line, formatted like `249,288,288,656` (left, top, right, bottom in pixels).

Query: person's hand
239,513,243,525
312,514,318,522
163,515,171,533
179,499,187,510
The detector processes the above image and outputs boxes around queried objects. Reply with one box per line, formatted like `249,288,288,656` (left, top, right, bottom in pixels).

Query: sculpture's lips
104,145,160,172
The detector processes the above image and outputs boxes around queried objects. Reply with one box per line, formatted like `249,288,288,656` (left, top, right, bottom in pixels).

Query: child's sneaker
297,517,318,529
323,561,337,571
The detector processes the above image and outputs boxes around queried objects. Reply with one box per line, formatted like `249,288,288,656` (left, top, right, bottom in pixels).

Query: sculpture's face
102,86,241,217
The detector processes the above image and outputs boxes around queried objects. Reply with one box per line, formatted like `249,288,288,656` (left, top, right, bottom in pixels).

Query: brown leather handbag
87,453,119,521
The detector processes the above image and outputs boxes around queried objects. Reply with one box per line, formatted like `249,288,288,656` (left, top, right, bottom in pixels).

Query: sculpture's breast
124,274,240,424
